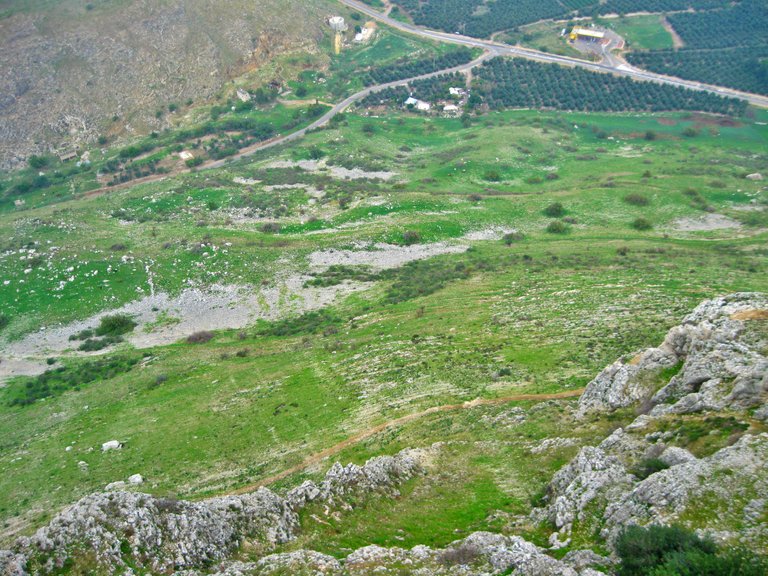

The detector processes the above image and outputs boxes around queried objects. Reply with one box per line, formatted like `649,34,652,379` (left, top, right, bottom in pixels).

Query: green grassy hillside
1,104,766,547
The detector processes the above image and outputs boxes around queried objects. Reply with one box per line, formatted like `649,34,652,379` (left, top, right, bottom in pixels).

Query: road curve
336,0,768,108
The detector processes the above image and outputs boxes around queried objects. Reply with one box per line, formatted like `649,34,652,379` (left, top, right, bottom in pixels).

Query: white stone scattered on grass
101,440,123,452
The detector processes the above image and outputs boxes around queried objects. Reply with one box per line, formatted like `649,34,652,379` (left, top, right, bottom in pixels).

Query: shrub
616,525,768,576
633,457,670,480
96,314,137,337
624,193,650,206
402,230,421,245
440,542,482,566
483,169,501,182
260,222,282,234
543,202,565,217
546,220,569,234
0,314,9,331
5,355,139,406
502,231,524,245
632,217,653,231
187,331,214,344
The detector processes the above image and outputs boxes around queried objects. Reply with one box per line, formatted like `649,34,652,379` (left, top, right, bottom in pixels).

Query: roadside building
569,27,605,42
404,96,431,111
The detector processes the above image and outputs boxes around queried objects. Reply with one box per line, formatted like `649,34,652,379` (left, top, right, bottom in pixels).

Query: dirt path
661,16,684,49
228,388,584,495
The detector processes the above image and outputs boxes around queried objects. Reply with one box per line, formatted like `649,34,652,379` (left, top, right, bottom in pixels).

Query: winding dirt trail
228,388,584,495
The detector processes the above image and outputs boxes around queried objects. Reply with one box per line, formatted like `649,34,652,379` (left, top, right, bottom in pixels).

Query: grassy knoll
0,106,766,547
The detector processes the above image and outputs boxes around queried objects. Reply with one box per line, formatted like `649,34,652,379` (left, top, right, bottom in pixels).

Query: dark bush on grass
546,220,569,234
616,524,768,576
402,230,421,245
624,193,649,206
502,231,525,245
96,314,137,337
260,222,282,234
632,217,653,231
543,202,565,217
0,314,9,331
187,331,214,344
6,355,139,406
78,335,123,351
258,310,339,337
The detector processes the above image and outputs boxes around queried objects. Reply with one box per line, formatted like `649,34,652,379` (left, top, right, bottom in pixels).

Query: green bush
257,310,340,337
624,193,650,206
616,525,768,576
96,314,137,337
0,314,9,331
546,220,569,234
502,231,525,245
543,202,565,217
633,457,670,480
632,217,653,231
4,355,139,406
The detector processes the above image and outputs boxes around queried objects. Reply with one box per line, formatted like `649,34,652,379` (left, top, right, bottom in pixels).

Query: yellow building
569,27,605,42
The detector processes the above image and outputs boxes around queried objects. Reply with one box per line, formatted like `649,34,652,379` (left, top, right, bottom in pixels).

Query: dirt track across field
228,388,584,495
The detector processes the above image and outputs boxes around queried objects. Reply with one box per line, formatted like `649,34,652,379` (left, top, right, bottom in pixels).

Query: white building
404,96,431,111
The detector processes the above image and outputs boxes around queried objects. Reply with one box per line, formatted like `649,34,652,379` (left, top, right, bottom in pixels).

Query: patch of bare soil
0,277,369,382
266,159,397,181
672,213,743,232
308,241,467,270
731,309,768,321
661,16,684,49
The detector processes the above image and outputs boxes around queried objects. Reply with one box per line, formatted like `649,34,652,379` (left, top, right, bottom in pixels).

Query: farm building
569,27,605,42
404,96,431,111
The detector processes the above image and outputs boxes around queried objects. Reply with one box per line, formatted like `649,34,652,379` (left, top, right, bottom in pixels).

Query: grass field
0,104,766,553
601,14,675,51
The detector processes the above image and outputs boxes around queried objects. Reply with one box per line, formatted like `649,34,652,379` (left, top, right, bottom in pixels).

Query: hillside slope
0,0,332,169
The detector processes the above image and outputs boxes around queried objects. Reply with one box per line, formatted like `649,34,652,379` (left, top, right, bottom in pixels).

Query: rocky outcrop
191,532,610,575
287,449,423,509
538,293,768,552
578,293,768,416
0,450,422,575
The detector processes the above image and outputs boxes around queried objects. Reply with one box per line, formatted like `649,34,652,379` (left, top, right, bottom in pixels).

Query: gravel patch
672,214,743,231
0,277,369,382
308,241,467,271
266,159,397,181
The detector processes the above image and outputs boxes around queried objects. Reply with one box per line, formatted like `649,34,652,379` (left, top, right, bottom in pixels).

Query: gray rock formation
578,292,768,416
537,294,768,552
0,450,422,575
195,532,608,575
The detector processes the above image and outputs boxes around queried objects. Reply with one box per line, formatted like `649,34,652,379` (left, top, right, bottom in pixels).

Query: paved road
337,0,768,108
209,51,495,168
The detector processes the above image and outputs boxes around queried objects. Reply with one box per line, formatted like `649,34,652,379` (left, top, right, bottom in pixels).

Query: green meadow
0,105,766,552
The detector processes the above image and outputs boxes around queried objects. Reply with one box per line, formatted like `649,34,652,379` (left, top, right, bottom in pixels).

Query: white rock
101,440,122,452
127,474,143,485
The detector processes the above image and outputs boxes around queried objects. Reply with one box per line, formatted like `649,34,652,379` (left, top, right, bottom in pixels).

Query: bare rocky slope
1,293,766,575
0,0,330,169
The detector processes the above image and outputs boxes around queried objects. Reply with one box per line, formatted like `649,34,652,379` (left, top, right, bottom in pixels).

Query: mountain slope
0,0,333,169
